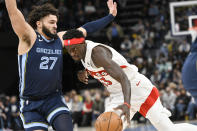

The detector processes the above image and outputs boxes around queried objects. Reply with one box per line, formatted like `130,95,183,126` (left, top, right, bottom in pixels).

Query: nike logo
136,81,141,86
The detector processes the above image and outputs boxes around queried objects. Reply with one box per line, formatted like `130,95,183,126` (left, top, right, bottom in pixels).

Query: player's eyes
70,48,76,52
49,21,56,24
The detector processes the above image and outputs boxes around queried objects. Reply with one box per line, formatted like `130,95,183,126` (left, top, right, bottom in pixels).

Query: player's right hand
114,104,131,126
107,0,117,17
77,70,88,84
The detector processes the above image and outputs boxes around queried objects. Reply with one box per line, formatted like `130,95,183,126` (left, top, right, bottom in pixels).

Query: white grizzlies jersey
81,40,138,94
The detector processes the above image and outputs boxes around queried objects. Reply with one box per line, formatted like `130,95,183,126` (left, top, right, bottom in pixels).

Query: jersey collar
41,35,54,43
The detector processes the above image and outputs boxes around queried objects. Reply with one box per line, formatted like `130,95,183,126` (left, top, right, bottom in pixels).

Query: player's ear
36,21,42,29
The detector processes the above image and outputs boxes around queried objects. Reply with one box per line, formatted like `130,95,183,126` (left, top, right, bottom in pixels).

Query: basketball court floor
70,120,197,131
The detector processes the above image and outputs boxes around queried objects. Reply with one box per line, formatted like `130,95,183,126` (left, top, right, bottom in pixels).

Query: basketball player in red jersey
64,29,197,131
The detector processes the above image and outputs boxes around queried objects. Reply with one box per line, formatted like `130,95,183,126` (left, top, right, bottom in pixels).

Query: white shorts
105,73,160,119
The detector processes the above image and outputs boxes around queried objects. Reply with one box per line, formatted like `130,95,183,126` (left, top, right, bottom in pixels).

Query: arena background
0,0,197,131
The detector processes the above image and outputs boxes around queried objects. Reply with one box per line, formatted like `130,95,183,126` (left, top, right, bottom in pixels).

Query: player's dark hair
63,29,85,40
28,3,59,29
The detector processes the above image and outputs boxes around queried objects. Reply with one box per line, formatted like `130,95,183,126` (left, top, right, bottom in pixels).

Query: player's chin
51,30,57,34
52,32,57,35
72,57,80,61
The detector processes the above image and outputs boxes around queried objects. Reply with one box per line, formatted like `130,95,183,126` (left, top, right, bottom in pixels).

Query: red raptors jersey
81,40,138,94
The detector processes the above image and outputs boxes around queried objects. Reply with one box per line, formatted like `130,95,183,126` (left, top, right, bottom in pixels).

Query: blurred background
0,0,197,130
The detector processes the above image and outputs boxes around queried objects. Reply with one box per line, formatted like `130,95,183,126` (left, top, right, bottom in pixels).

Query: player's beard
42,25,58,39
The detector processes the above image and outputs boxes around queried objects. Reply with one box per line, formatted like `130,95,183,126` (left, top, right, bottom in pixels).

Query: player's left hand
107,0,117,17
77,70,88,84
114,104,130,126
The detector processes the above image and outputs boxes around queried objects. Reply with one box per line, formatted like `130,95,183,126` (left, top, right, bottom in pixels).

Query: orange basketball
95,112,123,131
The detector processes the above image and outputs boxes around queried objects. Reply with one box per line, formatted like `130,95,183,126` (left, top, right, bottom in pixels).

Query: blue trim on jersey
18,56,22,93
19,99,25,112
20,113,49,129
47,107,69,122
18,53,28,96
40,34,54,43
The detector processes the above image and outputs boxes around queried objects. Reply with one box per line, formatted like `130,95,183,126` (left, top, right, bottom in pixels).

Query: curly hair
28,3,59,29
63,29,85,40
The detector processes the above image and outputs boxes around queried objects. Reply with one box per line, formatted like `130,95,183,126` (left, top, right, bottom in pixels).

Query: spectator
120,35,132,54
9,96,20,130
84,1,96,20
71,95,83,127
84,1,96,14
92,93,104,124
0,100,6,130
148,4,159,17
81,95,93,126
106,22,124,51
129,43,142,59
133,35,144,50
64,95,72,110
172,68,182,84
131,20,144,33
175,89,191,120
162,87,177,112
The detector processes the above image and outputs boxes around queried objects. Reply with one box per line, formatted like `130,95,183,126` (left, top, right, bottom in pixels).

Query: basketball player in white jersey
63,29,197,131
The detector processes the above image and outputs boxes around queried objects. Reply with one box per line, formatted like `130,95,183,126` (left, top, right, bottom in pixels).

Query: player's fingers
108,0,112,5
108,0,113,7
107,1,110,7
126,115,130,124
113,105,122,110
114,2,117,8
120,112,125,118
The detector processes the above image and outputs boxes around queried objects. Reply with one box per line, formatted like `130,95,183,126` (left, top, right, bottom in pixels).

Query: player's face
41,14,58,39
67,45,83,61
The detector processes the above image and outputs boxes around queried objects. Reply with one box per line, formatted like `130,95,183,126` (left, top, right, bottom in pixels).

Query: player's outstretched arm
58,0,117,44
92,46,131,125
78,0,117,36
5,0,36,43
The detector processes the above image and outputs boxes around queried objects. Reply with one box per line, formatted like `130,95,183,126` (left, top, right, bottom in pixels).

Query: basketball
95,112,123,131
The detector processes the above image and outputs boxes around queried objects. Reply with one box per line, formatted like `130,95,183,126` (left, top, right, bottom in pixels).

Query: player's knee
52,113,73,131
